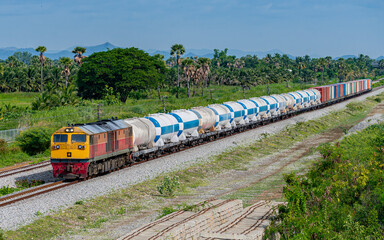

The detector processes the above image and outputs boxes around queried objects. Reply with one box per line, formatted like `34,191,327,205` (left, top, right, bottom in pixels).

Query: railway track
0,180,78,208
0,160,50,179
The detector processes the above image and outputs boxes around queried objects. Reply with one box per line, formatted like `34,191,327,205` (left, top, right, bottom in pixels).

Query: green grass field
0,92,39,107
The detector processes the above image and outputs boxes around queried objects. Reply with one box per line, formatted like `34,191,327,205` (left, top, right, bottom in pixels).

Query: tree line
0,44,383,107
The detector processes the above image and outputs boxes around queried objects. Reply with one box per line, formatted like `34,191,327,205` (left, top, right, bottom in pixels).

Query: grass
0,92,38,107
4,92,383,240
0,142,49,168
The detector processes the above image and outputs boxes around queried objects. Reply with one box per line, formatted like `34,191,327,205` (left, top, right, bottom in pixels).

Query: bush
156,176,180,197
16,127,51,155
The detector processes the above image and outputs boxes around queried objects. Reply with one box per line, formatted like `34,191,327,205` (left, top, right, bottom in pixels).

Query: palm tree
72,47,87,66
198,58,211,96
35,46,47,92
182,58,195,98
318,58,327,85
59,57,73,87
170,44,185,98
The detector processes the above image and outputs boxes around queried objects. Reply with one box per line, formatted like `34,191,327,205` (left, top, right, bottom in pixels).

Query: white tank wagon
207,104,232,130
189,107,216,133
169,110,199,140
271,95,288,114
307,89,321,104
237,99,258,123
249,97,268,119
222,101,247,126
146,113,179,147
280,94,296,111
260,96,279,117
123,118,156,151
287,92,304,109
295,90,311,107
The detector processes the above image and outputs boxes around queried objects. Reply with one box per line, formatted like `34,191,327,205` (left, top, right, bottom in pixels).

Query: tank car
222,101,247,126
169,109,200,140
237,99,258,123
189,107,216,133
249,97,268,119
207,104,232,130
146,113,179,146
124,118,155,151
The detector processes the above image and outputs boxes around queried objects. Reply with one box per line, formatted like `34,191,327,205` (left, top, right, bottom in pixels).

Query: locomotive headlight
56,145,60,149
78,145,82,149
52,146,56,150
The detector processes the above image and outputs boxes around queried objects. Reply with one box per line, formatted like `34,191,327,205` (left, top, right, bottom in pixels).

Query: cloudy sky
0,0,383,57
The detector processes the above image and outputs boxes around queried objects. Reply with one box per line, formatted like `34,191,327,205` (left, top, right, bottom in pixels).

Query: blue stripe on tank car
207,107,219,127
219,113,230,122
261,98,270,113
168,113,183,136
222,104,234,123
184,119,199,130
270,96,280,111
146,117,161,142
234,111,242,118
237,102,248,119
161,125,174,135
259,105,268,112
189,109,202,119
248,99,259,116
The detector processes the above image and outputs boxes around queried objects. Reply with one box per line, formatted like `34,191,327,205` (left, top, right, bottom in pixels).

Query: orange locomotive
50,119,133,179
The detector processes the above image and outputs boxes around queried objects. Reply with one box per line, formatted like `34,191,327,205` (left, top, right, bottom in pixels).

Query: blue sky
0,0,383,58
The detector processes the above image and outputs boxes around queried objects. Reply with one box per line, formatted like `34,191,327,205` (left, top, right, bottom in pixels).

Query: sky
0,0,383,58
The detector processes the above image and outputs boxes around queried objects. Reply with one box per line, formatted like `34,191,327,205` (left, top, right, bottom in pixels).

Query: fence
0,128,28,142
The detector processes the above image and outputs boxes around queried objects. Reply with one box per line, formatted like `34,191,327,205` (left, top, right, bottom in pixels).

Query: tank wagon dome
189,107,216,133
207,104,232,130
124,118,156,151
249,97,268,119
145,113,179,147
237,99,259,122
169,109,200,140
222,101,247,126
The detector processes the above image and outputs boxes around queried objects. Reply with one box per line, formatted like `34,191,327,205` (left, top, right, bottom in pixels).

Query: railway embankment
2,90,384,240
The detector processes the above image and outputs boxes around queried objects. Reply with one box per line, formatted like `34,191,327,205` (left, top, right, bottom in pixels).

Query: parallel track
0,180,78,207
0,161,50,179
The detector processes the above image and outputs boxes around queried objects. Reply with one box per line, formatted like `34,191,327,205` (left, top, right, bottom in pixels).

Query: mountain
0,42,120,60
377,56,384,61
334,55,357,60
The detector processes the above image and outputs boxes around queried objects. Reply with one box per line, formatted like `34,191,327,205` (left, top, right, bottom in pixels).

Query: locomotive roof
76,120,130,134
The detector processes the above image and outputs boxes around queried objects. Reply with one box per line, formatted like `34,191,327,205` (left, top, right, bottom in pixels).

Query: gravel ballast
1,88,384,230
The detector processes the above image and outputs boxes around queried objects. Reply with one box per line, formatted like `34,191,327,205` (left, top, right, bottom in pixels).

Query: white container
222,101,246,126
260,96,279,116
146,113,179,146
296,90,310,107
207,104,232,130
190,107,216,132
249,97,268,119
288,92,303,108
237,99,258,122
123,118,156,150
271,95,287,113
169,110,199,140
280,93,296,110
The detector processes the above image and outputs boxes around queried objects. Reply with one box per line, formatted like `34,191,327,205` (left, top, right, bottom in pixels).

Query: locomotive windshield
53,134,68,142
71,134,86,143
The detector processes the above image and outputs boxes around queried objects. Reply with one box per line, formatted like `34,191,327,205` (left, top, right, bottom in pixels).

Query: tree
35,46,47,92
182,58,195,98
170,44,185,98
318,58,327,85
72,46,87,66
59,57,72,87
77,47,166,102
198,57,211,96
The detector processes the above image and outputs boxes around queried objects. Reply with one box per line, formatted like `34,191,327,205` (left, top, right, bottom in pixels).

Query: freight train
50,79,372,179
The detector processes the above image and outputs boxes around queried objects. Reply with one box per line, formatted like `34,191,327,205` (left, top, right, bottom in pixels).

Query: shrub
16,127,51,155
156,176,180,197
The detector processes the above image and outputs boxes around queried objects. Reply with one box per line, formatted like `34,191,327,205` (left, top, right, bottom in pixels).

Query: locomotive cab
50,127,90,179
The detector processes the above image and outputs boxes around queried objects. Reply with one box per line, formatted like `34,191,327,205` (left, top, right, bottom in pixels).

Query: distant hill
0,42,381,61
